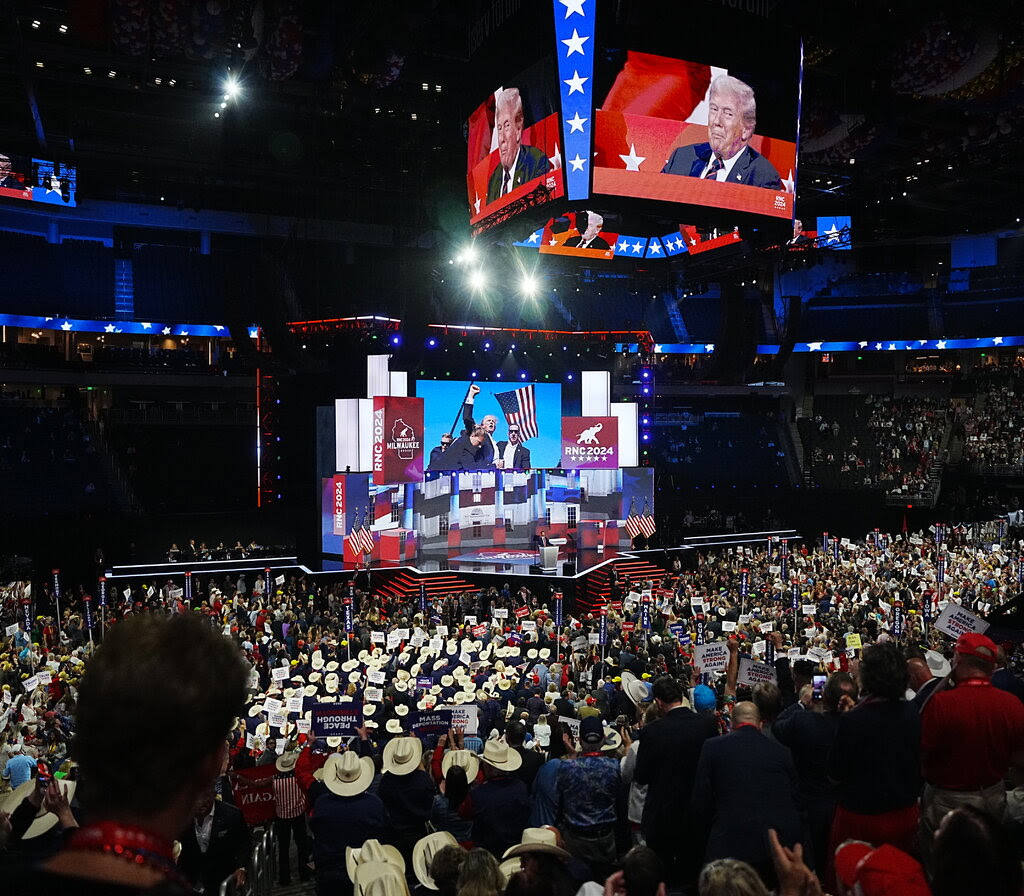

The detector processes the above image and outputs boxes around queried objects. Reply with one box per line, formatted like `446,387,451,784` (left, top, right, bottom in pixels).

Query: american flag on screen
495,385,538,441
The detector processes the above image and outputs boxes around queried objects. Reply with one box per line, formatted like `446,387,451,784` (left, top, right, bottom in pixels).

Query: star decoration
858,341,868,348
564,70,588,95
104,324,115,332
162,327,172,335
527,231,541,244
705,344,715,353
824,224,840,244
648,241,662,255
249,329,259,339
549,143,562,170
918,339,927,345
114,328,123,334
875,343,883,351
689,237,698,246
561,28,590,57
781,169,795,193
566,111,588,134
60,321,72,331
473,193,481,215
214,325,224,331
674,237,685,251
568,154,587,172
619,143,646,171
631,241,644,254
807,342,822,352
617,239,630,253
181,330,188,336
993,336,1004,345
44,317,53,322
888,343,896,351
549,238,558,246
559,0,586,18
141,322,152,330
936,340,946,349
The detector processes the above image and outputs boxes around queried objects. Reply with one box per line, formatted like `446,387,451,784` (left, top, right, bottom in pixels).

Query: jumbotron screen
0,152,77,207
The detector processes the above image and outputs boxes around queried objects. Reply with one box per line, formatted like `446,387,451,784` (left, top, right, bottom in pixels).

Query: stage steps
373,569,476,600
578,557,669,614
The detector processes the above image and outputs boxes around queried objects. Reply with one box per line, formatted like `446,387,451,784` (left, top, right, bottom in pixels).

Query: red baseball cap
955,631,997,663
834,842,929,896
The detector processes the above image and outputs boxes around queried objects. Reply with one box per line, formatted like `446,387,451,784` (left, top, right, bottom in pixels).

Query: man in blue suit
486,87,550,204
661,74,782,190
691,701,803,888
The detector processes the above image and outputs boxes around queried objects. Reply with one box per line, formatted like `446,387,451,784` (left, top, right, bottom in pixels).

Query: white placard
752,640,767,657
370,631,385,644
759,622,774,633
464,616,477,625
286,696,304,713
296,719,311,734
367,669,386,685
494,608,508,619
436,625,449,637
268,712,287,728
397,628,410,640
721,621,737,632
459,651,472,665
588,633,600,644
410,633,425,647
364,687,384,703
275,575,285,585
429,637,444,652
520,620,537,632
5,623,19,637
802,604,816,615
787,647,801,660
693,642,729,673
559,715,581,737
447,704,479,734
738,615,750,624
737,657,777,687
934,602,990,639
37,670,52,685
246,733,255,749
386,632,401,650
262,697,283,715
272,666,289,681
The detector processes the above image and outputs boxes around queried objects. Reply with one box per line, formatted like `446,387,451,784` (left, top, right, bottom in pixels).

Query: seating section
958,364,1024,470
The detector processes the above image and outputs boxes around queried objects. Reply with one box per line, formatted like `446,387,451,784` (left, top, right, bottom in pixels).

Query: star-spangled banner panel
552,0,595,202
815,216,852,249
616,335,1024,355
612,235,649,258
0,313,247,338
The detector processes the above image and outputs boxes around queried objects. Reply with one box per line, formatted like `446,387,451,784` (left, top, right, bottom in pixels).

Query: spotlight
457,245,478,265
519,372,527,380
224,76,241,99
427,338,438,348
483,341,491,350
469,269,486,290
520,274,538,297
390,335,401,346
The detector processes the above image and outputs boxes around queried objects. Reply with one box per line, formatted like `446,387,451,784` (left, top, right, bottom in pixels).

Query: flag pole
447,381,476,438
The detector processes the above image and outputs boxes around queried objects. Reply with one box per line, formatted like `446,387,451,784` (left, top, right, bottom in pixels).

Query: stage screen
0,153,77,207
416,379,563,472
466,56,564,234
591,50,797,220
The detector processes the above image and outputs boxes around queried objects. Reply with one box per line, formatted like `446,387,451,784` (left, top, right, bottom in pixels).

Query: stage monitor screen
0,153,77,207
466,56,564,235
591,50,798,220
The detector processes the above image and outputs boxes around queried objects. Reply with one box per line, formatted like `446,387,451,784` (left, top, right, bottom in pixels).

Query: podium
539,546,559,570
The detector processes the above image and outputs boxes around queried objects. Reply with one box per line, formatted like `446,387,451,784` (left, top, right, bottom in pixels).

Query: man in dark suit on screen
634,674,719,889
564,211,610,250
661,74,782,190
486,87,550,205
495,423,531,470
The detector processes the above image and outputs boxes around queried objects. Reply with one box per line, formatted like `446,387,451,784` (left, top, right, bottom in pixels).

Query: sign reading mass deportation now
934,602,990,639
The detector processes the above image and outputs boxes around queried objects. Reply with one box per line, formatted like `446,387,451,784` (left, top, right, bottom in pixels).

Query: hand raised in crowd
602,869,626,896
768,828,822,896
42,778,77,830
798,684,814,708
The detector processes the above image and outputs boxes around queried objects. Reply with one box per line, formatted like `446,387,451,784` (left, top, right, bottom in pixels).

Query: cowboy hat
412,831,461,890
480,739,522,773
385,718,403,734
382,736,422,776
347,839,406,882
502,827,571,860
353,861,410,896
323,752,374,797
275,751,300,773
441,749,480,782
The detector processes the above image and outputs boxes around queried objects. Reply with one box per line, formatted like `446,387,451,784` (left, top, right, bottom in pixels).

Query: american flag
638,501,657,538
495,385,538,441
346,509,365,556
358,506,375,554
623,500,642,539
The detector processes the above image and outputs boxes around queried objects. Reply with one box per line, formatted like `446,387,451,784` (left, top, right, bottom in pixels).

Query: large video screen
0,153,77,207
466,57,564,234
417,379,564,471
591,51,797,219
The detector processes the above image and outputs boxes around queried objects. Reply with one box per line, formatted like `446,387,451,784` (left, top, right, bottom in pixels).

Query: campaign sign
416,676,434,689
438,704,479,735
621,621,636,632
409,708,455,739
515,606,531,619
311,703,363,737
372,396,425,485
693,641,729,673
934,602,990,639
332,475,346,536
737,657,777,687
560,417,619,470
668,623,686,640
231,766,278,825
558,715,581,738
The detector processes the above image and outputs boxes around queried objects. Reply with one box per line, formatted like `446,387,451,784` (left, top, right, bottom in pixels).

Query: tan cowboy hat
393,679,409,692
412,831,461,890
325,660,340,672
502,827,571,860
323,752,374,797
440,749,480,782
11,778,79,840
342,659,360,673
385,718,404,734
275,750,300,773
382,736,423,775
395,704,410,717
311,652,324,670
499,857,522,883
324,673,340,693
353,861,410,896
347,839,406,882
479,739,522,772
363,704,377,717
440,674,455,688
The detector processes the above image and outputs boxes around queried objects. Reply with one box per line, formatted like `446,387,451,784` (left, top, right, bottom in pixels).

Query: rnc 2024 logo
387,419,420,460
564,421,615,459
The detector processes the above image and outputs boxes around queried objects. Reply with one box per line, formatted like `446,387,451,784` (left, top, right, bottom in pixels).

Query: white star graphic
936,340,947,349
60,321,72,331
249,329,259,339
781,169,795,193
825,224,840,244
561,28,589,57
214,325,224,331
619,143,646,171
918,339,927,345
858,341,868,348
648,241,662,255
549,238,558,246
674,237,685,251
617,239,630,253
44,317,53,322
566,111,588,134
104,324,115,332
993,336,1004,345
875,343,883,351
568,153,587,172
473,193,481,215
559,0,586,18
162,327,172,335
705,344,715,353
181,330,188,336
564,70,588,95
141,322,152,330
527,231,541,244
549,143,562,170
114,328,123,333
807,342,822,352
631,241,644,254
888,343,896,351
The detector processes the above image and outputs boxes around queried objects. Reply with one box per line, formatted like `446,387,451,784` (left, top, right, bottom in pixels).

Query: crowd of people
1,517,1024,895
959,364,1024,471
165,540,271,563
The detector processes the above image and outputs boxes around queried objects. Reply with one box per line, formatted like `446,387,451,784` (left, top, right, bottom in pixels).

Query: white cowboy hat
382,736,423,776
322,752,374,797
440,748,480,782
502,827,571,860
479,739,522,773
346,839,406,883
412,831,461,890
385,718,404,734
353,861,410,896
